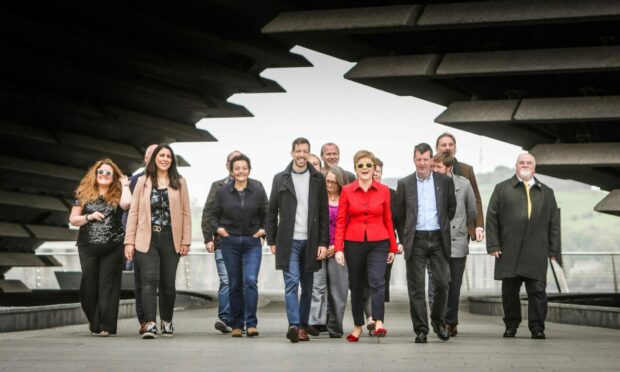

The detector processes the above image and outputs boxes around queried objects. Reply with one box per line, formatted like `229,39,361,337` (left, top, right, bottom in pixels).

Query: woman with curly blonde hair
70,158,132,336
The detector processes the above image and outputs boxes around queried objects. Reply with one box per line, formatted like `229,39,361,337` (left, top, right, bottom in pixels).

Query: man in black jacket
395,143,456,344
123,144,157,335
486,153,560,340
201,150,241,334
266,137,329,343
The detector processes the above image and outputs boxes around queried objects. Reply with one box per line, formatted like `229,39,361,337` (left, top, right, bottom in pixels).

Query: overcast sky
172,46,524,203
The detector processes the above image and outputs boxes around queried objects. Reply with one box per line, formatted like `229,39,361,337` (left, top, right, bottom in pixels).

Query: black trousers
133,259,144,324
384,261,393,302
446,257,467,326
135,230,180,323
78,242,124,334
502,277,547,332
344,239,389,326
406,231,450,335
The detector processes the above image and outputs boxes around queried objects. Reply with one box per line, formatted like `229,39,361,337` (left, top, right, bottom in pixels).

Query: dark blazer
121,171,145,227
395,171,456,260
486,175,561,282
453,159,484,240
208,179,267,236
208,179,268,236
201,176,231,245
344,169,356,184
265,162,329,273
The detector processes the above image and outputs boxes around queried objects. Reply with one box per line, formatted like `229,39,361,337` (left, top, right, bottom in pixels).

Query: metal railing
4,243,619,294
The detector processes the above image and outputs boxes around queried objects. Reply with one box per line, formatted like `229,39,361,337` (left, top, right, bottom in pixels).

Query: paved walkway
0,298,618,371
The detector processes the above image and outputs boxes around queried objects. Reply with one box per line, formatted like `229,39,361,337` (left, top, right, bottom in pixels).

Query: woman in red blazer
334,150,397,341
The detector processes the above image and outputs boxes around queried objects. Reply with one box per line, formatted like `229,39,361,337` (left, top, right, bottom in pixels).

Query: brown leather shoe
231,328,243,337
286,326,299,343
448,324,458,337
247,327,259,337
298,328,310,341
138,322,147,335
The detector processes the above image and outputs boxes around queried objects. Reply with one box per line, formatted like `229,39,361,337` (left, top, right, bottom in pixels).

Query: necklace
157,177,169,187
329,195,338,202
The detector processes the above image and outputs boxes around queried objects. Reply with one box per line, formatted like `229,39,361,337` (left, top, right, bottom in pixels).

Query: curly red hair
75,159,124,207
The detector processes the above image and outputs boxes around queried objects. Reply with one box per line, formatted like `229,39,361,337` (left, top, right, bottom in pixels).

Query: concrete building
2,1,619,292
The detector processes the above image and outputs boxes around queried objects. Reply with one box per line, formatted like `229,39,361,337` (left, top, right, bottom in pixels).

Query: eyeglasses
326,180,338,185
97,169,113,177
356,163,374,169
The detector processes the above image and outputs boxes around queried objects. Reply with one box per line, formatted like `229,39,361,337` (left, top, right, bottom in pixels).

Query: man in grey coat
486,153,561,340
266,137,329,343
432,152,476,337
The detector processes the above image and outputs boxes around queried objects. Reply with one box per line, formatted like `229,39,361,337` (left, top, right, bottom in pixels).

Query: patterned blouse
151,188,171,227
75,197,124,247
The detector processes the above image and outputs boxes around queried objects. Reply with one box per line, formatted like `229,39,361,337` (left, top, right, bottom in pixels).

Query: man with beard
486,153,560,340
266,137,329,342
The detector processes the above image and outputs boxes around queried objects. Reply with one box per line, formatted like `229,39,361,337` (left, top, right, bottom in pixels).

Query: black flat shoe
531,330,546,339
415,333,428,343
305,325,320,337
503,328,517,338
432,322,450,341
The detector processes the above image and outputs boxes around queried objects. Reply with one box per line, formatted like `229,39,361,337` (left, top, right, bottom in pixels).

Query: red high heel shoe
373,328,387,337
346,333,360,342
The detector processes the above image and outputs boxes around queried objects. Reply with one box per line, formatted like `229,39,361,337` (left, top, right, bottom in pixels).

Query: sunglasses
97,169,113,177
356,163,374,169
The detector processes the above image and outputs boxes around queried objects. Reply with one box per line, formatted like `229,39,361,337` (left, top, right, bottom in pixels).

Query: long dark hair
146,144,182,190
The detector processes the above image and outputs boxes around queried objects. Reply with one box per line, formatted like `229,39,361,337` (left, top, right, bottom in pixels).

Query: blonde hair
75,159,124,207
353,150,377,169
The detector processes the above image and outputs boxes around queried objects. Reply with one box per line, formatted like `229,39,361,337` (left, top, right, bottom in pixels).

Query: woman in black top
70,158,131,336
208,154,268,337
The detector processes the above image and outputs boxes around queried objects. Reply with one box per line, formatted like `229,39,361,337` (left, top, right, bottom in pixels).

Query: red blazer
334,180,397,253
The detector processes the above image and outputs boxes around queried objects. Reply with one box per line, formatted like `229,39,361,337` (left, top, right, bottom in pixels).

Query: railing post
184,255,192,289
611,254,618,294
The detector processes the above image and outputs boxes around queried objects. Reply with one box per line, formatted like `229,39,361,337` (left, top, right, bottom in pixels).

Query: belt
415,230,441,237
152,225,171,232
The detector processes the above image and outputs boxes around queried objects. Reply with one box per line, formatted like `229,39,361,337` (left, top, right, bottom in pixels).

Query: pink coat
124,176,191,253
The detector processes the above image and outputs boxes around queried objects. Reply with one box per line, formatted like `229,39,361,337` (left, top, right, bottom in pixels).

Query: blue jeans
214,249,231,325
283,239,314,327
220,236,262,329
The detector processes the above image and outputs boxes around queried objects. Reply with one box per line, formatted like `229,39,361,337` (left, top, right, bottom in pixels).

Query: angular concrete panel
594,190,620,216
345,54,470,105
516,96,620,122
263,5,422,34
437,46,620,76
418,0,620,27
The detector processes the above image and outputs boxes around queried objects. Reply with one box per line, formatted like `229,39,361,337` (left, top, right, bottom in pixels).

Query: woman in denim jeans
208,154,268,337
124,144,192,339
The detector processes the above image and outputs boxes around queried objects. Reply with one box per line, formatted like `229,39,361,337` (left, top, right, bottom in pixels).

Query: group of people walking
70,132,560,343
70,144,191,338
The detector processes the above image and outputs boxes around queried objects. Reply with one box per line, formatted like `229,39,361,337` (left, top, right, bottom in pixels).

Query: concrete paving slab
0,299,618,371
